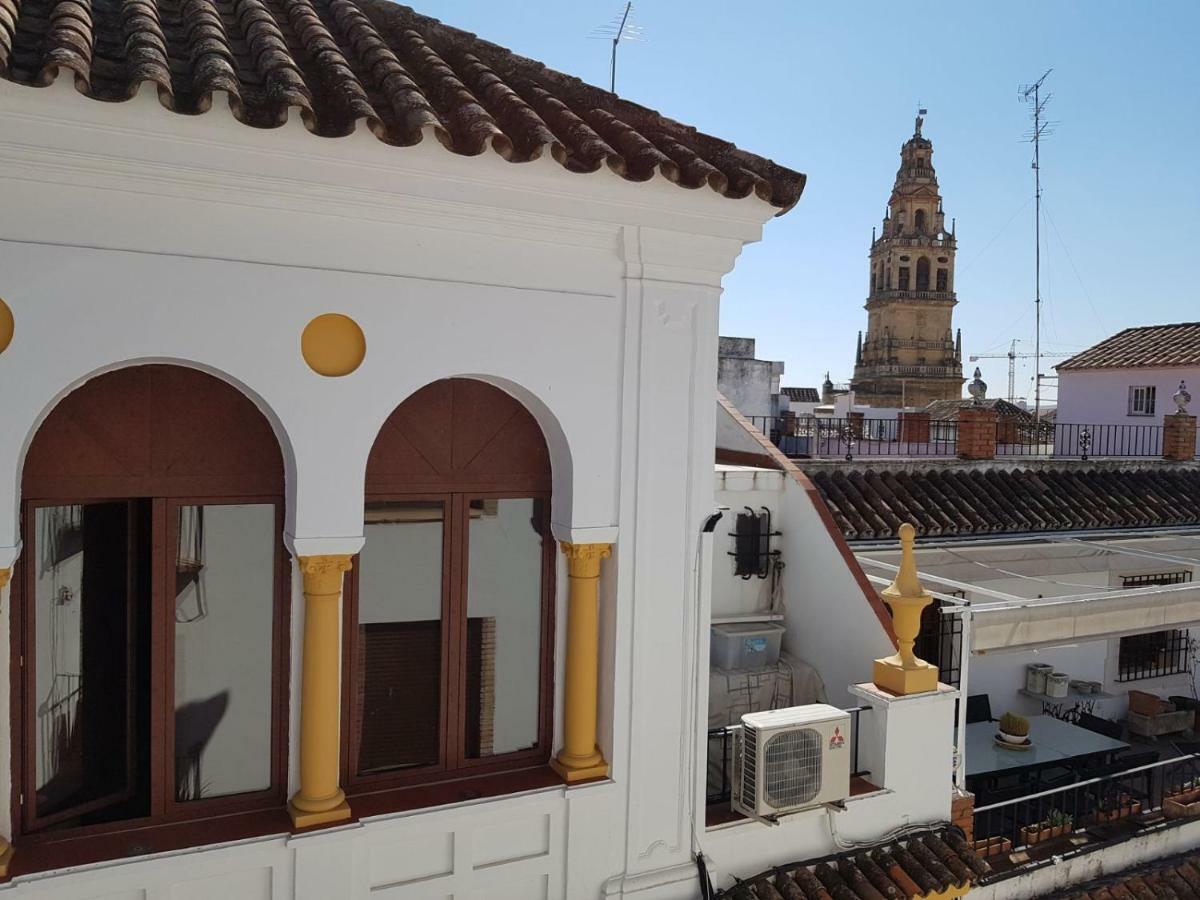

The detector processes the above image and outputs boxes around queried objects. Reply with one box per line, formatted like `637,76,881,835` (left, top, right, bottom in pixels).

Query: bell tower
850,113,964,407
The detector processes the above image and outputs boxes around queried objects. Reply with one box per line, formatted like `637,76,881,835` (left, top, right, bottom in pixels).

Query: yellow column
289,555,353,828
873,523,939,696
550,542,611,783
0,567,11,875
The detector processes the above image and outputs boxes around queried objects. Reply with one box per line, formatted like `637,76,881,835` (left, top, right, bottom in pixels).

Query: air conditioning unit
732,704,851,820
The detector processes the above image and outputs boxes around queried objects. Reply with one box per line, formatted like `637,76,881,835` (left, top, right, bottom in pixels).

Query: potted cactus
998,712,1031,746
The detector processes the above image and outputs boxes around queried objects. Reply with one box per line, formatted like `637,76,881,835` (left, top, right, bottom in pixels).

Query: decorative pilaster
551,542,611,783
0,569,11,876
873,524,939,696
289,555,353,829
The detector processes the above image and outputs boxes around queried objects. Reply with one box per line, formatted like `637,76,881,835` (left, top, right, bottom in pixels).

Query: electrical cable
825,806,951,851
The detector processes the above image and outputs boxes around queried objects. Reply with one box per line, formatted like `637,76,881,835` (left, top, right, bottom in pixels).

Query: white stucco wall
0,78,787,900
712,467,785,619
779,477,895,710
1058,366,1199,426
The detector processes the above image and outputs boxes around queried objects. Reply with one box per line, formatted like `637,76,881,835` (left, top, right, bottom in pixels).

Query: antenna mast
1019,69,1053,420
589,2,644,95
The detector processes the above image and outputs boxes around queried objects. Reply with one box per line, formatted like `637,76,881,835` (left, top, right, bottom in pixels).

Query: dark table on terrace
965,715,1129,788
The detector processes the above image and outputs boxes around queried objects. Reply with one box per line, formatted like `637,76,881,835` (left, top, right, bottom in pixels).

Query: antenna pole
1020,69,1052,420
611,1,632,93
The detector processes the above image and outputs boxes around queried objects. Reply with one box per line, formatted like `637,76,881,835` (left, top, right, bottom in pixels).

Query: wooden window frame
341,490,556,798
12,495,290,846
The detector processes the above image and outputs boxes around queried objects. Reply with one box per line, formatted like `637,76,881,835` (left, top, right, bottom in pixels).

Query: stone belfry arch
851,114,964,407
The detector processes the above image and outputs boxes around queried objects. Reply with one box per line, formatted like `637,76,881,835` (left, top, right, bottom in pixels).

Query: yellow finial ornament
873,523,939,696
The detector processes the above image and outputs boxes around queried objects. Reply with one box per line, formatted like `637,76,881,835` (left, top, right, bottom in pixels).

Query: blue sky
420,1,1199,403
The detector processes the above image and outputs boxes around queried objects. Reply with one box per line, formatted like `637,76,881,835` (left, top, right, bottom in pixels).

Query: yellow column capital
560,542,612,579
297,554,353,593
0,568,10,591
873,523,939,696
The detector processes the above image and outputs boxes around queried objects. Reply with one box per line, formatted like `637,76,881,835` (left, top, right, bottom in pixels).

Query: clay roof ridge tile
279,0,379,134
834,858,885,900
37,0,95,91
326,0,443,144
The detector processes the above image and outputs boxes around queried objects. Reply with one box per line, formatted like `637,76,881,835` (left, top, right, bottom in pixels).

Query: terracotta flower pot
971,835,1013,859
1021,822,1070,845
1164,788,1200,820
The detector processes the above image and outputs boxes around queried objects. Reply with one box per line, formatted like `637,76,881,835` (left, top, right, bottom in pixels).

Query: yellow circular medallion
301,313,365,377
0,298,13,355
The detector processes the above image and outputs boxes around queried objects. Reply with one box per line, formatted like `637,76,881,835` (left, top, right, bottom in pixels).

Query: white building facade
0,3,817,896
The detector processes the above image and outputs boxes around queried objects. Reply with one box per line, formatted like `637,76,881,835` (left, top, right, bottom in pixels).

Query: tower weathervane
915,106,927,137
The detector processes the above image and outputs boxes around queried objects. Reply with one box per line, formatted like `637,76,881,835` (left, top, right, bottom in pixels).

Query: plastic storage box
711,622,785,670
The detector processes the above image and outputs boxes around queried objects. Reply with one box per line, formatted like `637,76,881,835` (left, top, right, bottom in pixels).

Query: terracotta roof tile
783,387,821,404
0,0,805,212
805,463,1200,541
924,398,1036,422
1058,322,1200,371
715,828,988,900
1057,854,1200,899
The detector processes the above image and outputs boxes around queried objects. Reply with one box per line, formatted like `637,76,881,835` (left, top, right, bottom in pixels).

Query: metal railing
744,415,1191,461
972,753,1200,871
707,726,736,805
997,422,1165,458
746,415,958,459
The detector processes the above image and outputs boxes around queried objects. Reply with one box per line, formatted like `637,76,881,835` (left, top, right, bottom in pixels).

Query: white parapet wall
970,818,1200,900
702,683,957,889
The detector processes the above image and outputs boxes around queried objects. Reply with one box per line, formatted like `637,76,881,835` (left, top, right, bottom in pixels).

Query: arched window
914,209,926,234
345,379,554,796
937,268,948,292
916,257,931,291
18,365,287,840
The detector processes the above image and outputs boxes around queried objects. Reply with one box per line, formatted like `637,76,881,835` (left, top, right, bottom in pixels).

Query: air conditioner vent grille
742,724,758,804
763,727,822,809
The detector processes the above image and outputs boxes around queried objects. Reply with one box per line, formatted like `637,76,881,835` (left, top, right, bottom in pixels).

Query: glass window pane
357,501,445,774
174,504,276,801
465,498,545,758
34,502,151,826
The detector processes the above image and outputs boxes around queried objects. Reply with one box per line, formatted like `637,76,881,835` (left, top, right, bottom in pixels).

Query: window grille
1129,385,1157,416
912,590,966,687
729,507,781,579
1117,571,1193,682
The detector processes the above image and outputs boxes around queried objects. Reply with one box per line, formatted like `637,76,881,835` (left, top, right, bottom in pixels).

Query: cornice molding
0,92,774,249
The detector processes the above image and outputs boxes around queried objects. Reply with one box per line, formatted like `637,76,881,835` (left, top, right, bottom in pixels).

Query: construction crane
969,339,1069,404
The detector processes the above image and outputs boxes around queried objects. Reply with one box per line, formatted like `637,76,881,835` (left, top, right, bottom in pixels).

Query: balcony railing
745,416,1194,461
973,753,1200,882
748,416,959,459
868,289,956,302
853,364,962,378
1012,422,1164,459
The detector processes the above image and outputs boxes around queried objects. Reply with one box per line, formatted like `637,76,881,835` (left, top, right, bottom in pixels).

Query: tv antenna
589,2,645,94
1018,69,1055,420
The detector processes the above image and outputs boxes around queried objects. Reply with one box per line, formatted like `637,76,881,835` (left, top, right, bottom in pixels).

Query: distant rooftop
1058,322,1200,371
803,461,1200,541
782,386,820,403
924,398,1034,422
